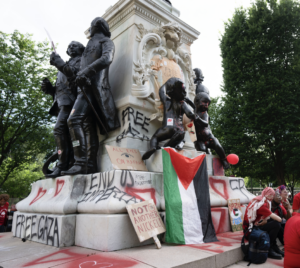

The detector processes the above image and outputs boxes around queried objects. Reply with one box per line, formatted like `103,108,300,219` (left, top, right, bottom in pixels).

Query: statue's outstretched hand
50,52,65,69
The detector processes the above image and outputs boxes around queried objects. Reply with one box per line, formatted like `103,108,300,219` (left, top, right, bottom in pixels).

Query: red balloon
227,154,239,165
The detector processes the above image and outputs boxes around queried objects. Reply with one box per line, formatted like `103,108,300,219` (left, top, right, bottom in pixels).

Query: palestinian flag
162,147,218,244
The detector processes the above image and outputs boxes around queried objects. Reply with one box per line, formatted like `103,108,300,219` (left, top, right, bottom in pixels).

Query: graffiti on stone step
79,171,156,205
15,214,59,247
229,178,249,199
78,186,142,204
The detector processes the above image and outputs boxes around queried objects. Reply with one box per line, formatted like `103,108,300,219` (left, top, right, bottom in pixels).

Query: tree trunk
275,151,285,185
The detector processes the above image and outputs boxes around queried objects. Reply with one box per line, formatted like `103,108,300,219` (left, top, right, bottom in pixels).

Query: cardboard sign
106,145,148,171
126,199,166,243
228,199,244,232
186,122,196,142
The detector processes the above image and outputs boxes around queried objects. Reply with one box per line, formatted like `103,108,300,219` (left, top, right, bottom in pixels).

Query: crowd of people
243,185,300,268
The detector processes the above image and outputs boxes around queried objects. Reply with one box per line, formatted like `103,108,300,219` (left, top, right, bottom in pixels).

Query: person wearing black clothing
243,187,283,260
270,192,292,247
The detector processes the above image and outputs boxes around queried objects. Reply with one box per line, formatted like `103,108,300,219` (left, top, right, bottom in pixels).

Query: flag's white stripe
177,177,204,244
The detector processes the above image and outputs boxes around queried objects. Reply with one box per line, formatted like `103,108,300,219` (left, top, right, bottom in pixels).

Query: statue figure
193,92,230,169
61,17,120,176
142,77,207,160
194,68,209,95
163,0,172,5
41,41,85,178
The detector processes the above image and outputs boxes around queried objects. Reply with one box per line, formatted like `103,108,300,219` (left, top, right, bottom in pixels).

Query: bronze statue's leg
163,130,185,148
194,140,207,152
62,92,93,175
83,114,99,174
142,127,175,160
46,105,72,178
208,137,230,169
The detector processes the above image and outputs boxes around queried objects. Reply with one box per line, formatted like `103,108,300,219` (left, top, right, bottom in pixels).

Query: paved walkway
227,258,284,268
0,231,284,268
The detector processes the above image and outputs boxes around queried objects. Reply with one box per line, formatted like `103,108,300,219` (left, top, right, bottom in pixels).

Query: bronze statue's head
193,68,204,83
194,92,211,112
163,0,172,5
165,77,186,101
66,41,85,57
90,17,111,38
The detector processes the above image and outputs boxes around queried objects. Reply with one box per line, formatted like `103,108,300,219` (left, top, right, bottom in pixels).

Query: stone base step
0,231,246,268
75,213,163,251
12,211,76,247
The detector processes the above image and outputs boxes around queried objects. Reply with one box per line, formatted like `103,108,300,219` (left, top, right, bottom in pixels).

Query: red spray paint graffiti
209,177,229,200
217,231,244,241
22,249,86,267
212,158,224,176
63,254,138,268
125,187,157,204
29,187,47,205
187,237,240,253
211,208,229,234
54,179,65,197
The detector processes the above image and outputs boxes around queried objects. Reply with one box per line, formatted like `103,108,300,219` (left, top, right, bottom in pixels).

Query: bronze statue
193,92,230,169
41,41,85,178
163,0,172,5
142,77,207,160
61,17,120,176
194,68,209,95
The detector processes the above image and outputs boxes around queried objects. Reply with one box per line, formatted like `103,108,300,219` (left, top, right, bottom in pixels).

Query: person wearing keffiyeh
242,187,283,259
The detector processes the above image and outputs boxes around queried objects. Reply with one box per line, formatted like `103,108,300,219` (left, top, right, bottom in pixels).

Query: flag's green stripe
162,149,185,244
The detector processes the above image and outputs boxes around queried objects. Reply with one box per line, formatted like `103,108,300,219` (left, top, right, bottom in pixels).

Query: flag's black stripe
193,157,218,243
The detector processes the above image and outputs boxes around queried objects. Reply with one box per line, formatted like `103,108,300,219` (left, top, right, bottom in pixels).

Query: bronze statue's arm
78,39,114,78
63,58,81,78
50,53,66,73
184,97,195,110
159,84,168,103
182,102,208,127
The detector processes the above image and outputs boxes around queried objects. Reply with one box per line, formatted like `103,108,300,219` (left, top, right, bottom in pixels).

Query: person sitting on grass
0,194,9,232
242,187,283,260
270,190,292,251
284,198,300,268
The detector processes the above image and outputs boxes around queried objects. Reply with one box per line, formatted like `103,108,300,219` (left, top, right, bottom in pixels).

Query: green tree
218,0,300,188
0,154,46,198
0,31,56,188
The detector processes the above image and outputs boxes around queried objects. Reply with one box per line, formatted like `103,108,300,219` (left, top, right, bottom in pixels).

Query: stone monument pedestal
75,213,164,251
12,212,76,247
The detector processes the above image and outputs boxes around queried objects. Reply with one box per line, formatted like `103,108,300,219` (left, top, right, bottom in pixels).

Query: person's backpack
241,227,270,266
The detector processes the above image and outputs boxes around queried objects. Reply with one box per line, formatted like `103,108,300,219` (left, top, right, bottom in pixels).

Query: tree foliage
0,31,56,188
0,154,46,198
218,0,300,188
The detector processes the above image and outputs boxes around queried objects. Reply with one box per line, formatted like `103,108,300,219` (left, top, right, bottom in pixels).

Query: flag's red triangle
164,148,205,190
